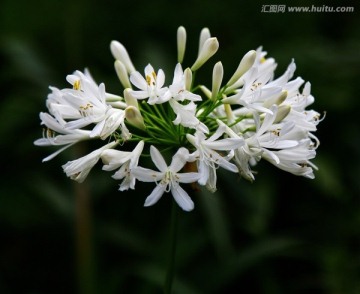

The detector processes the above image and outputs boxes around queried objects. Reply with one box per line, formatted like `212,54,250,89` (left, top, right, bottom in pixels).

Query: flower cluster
35,26,323,211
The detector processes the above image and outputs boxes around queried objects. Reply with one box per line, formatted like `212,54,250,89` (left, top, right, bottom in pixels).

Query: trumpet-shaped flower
186,126,244,191
130,64,171,104
34,112,92,162
169,99,209,133
169,63,201,102
62,141,118,183
101,141,144,191
132,146,200,211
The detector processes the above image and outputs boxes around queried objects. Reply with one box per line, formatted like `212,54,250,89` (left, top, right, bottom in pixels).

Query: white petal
177,172,200,183
130,72,148,90
172,63,183,84
101,149,132,171
171,184,194,211
42,143,76,162
157,69,166,88
130,90,150,99
144,184,166,207
204,138,244,151
132,166,163,182
169,147,189,172
197,161,209,185
144,64,155,76
150,146,167,172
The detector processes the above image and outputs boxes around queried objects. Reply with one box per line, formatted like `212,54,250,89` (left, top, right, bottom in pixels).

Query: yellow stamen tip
73,80,81,90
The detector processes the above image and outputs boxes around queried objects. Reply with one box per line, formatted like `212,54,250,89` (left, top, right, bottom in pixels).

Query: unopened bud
199,85,212,99
125,106,145,130
198,27,211,55
191,37,219,71
124,88,139,108
227,50,256,87
263,90,288,108
115,61,132,89
110,41,136,74
184,68,192,91
177,26,186,63
211,61,223,101
274,104,291,123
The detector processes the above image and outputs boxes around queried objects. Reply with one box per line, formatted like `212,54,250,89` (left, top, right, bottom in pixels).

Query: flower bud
184,67,192,91
124,88,139,108
199,85,212,100
191,37,219,71
115,60,132,89
274,104,291,123
226,50,256,87
198,27,211,54
125,106,145,130
263,90,288,108
110,41,136,74
211,61,223,101
177,26,187,63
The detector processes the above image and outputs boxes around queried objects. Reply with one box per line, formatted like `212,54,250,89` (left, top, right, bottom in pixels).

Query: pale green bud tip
274,104,291,123
110,41,136,74
199,85,212,100
227,50,257,87
191,37,219,71
184,68,192,91
177,26,187,63
114,61,132,89
124,88,139,108
263,90,288,108
125,106,145,130
211,61,224,101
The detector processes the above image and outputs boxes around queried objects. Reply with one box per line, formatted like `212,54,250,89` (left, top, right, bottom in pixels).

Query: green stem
163,200,178,294
75,181,95,294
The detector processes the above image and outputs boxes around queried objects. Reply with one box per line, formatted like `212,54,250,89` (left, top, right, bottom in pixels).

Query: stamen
79,103,94,116
146,75,152,86
152,71,157,80
73,80,81,90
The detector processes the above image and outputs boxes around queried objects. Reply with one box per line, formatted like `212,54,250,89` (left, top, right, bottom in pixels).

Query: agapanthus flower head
35,26,323,211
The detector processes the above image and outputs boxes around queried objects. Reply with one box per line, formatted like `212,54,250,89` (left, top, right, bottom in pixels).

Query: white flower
261,139,317,179
186,126,244,192
129,64,171,104
62,141,118,183
34,112,91,162
169,99,209,133
62,71,126,139
132,146,199,211
51,70,126,140
101,141,144,191
169,63,201,102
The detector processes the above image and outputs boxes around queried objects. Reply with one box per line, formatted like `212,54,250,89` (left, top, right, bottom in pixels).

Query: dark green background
1,0,359,293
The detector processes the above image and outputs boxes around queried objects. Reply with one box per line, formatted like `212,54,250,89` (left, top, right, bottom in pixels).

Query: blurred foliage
1,0,360,293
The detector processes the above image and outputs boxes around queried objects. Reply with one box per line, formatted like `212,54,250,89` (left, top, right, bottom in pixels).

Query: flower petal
171,184,194,211
177,172,200,183
169,148,189,172
144,184,166,207
130,71,148,90
132,166,163,182
150,146,167,172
